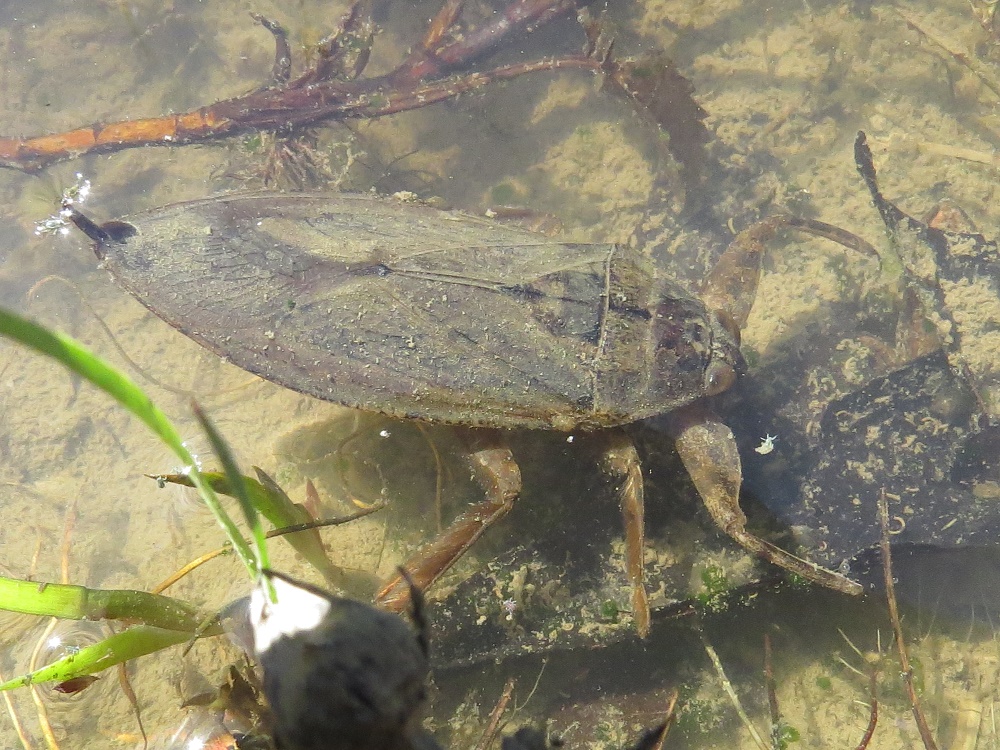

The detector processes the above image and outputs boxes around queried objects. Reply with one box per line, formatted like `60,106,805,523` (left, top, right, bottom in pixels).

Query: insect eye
704,361,736,396
101,220,138,243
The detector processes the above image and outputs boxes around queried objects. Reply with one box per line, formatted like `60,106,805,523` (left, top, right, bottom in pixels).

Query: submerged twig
853,667,878,750
115,645,147,750
889,6,1000,101
878,490,938,750
763,633,781,739
651,688,679,750
700,629,769,750
475,678,516,750
414,422,446,532
27,498,79,750
0,664,34,750
152,503,385,593
27,619,60,750
914,140,1000,169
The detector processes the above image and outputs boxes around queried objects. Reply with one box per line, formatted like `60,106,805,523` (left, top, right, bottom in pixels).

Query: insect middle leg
598,430,651,638
376,428,521,613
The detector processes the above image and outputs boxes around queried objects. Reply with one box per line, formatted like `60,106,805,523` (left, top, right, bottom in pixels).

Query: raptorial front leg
702,213,878,335
667,403,863,595
376,429,521,613
599,430,651,638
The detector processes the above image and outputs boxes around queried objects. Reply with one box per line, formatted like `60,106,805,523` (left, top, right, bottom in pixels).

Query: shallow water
0,0,999,748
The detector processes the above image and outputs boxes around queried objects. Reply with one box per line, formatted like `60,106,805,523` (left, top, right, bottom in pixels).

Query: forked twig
877,490,938,750
302,0,375,84
0,0,597,172
836,627,881,750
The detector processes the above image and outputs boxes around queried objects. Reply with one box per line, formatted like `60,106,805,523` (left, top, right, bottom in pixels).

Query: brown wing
96,193,715,429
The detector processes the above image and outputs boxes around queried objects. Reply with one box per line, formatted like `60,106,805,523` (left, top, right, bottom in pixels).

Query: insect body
68,192,861,636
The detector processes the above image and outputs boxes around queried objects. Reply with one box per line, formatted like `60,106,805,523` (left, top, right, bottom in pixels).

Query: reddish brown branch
0,0,587,173
0,55,600,172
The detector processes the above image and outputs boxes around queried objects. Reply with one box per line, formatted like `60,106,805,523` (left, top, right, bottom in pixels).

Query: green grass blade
0,626,192,690
0,576,213,633
192,402,271,583
0,307,257,577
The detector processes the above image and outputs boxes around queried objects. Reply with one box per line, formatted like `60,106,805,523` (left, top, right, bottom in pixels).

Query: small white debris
250,574,331,656
566,435,574,443
754,434,777,455
379,429,391,438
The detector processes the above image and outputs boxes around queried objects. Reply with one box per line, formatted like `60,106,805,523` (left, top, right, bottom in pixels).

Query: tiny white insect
501,598,517,621
754,434,777,455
